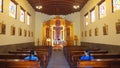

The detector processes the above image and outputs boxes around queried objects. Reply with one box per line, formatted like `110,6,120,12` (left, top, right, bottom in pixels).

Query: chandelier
73,0,79,9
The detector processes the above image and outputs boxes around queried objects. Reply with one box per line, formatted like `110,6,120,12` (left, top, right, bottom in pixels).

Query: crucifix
53,26,63,40
53,20,63,45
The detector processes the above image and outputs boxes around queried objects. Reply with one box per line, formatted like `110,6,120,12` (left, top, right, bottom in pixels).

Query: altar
42,16,74,46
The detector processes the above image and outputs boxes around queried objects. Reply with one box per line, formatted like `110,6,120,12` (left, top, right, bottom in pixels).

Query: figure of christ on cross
53,26,63,40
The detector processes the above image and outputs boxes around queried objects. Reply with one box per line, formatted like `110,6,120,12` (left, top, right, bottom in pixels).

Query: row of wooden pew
0,59,40,68
63,46,120,68
0,46,52,68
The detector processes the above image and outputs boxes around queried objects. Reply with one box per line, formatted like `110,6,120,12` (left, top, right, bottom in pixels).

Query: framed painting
85,31,87,37
95,27,98,36
0,23,6,34
103,24,108,35
116,20,120,34
18,28,22,36
89,29,92,36
11,26,15,35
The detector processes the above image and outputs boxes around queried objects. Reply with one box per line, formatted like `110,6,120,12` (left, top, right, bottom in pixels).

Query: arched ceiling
27,0,89,15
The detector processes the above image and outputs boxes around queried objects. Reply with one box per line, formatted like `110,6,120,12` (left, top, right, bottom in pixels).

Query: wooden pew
70,53,120,68
77,59,120,68
23,46,52,56
8,51,48,68
63,46,100,62
67,50,108,65
0,59,40,68
0,54,27,59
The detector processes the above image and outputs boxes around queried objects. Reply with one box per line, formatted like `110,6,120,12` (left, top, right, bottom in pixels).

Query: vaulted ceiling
27,0,89,15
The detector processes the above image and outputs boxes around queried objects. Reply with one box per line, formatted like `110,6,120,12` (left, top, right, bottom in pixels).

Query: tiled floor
47,50,70,68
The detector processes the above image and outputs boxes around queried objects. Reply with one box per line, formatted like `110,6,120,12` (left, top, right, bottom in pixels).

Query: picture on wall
85,31,87,37
81,31,83,37
18,28,22,36
103,24,108,35
116,19,120,34
0,23,6,34
89,29,92,36
24,29,27,37
95,27,98,36
28,30,30,37
31,32,33,37
11,26,15,35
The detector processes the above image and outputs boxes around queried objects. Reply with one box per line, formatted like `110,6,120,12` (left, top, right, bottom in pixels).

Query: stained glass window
99,1,106,18
9,0,17,18
0,0,3,12
20,7,25,22
90,9,95,23
85,13,89,26
113,0,120,12
27,13,30,25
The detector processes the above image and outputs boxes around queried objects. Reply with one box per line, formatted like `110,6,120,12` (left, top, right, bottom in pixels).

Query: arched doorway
42,16,74,46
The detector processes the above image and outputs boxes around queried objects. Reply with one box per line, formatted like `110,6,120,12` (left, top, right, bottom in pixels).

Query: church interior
0,0,120,68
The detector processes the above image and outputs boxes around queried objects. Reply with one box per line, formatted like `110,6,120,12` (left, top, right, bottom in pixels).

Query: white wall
80,0,120,45
0,0,35,45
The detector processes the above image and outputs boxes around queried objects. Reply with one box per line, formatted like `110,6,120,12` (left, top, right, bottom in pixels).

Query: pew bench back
0,59,40,68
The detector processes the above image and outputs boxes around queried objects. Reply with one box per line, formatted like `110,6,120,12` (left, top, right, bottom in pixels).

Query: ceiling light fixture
73,0,79,9
36,5,42,9
73,5,79,9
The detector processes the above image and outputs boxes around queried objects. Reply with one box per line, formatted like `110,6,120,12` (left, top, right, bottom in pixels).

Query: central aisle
47,50,70,68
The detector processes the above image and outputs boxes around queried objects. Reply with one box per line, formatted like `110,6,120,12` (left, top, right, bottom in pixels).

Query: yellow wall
35,12,50,45
0,0,35,45
66,12,81,45
80,0,120,45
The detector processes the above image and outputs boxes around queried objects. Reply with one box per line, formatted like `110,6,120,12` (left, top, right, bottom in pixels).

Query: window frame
90,7,95,23
0,0,3,12
27,12,31,25
9,0,18,19
98,0,106,19
84,13,89,26
20,6,25,22
112,0,120,12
